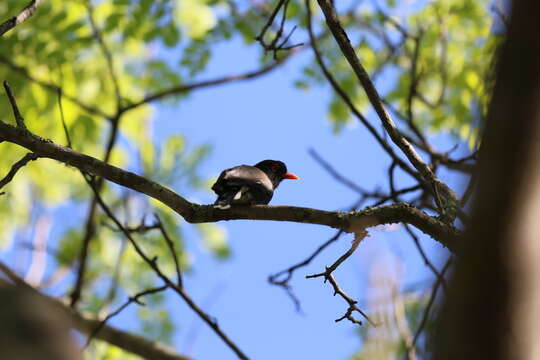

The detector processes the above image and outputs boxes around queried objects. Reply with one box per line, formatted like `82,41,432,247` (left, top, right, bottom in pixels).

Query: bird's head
254,160,299,188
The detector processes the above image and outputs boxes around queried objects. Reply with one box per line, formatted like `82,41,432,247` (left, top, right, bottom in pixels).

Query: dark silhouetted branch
269,230,345,312
304,3,422,184
86,2,122,108
4,81,27,130
306,230,376,326
0,152,39,191
315,0,460,220
70,115,121,309
85,176,250,360
155,214,183,287
413,258,452,347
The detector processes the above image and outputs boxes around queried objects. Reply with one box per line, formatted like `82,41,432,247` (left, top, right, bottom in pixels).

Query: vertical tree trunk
433,1,540,359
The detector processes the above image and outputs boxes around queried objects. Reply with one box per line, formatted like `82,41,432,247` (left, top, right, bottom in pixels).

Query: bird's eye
271,164,280,172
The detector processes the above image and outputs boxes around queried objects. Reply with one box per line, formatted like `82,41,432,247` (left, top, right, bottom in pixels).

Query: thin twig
412,258,453,347
255,0,303,56
404,224,446,291
371,3,412,39
155,214,183,287
119,54,296,114
0,152,39,191
306,231,364,279
70,117,121,308
255,0,286,44
269,230,344,312
269,0,290,50
306,230,376,326
328,272,376,326
405,31,428,145
85,176,250,360
103,221,161,233
304,1,421,183
85,285,169,347
86,2,122,108
255,0,303,58
0,0,43,36
309,148,365,194
3,81,27,129
315,0,460,218
56,89,72,148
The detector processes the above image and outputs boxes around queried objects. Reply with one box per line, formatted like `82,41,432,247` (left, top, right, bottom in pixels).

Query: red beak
282,173,299,180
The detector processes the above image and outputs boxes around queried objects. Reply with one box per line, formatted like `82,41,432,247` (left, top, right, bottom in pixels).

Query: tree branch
315,0,460,220
0,0,43,37
86,1,122,109
0,152,39,191
85,285,169,347
269,230,344,312
0,261,190,360
85,175,249,360
413,258,452,348
70,115,121,308
4,81,28,130
0,119,460,251
119,54,295,115
306,230,376,326
304,4,421,183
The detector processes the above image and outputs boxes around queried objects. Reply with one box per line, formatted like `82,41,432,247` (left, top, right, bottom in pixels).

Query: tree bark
432,1,540,359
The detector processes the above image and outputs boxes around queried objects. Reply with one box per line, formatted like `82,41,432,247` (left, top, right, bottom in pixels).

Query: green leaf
162,21,180,47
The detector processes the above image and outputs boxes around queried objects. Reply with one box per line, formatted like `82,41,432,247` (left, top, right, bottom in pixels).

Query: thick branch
77,314,189,360
0,261,189,360
0,119,460,251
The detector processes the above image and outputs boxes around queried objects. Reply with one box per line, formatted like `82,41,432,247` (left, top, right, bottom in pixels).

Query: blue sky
145,33,461,359
0,3,473,358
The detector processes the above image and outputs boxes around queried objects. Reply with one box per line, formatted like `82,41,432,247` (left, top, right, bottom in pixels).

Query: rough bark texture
432,1,540,359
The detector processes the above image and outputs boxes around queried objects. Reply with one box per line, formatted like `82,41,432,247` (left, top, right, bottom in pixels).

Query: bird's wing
212,165,273,192
225,166,272,187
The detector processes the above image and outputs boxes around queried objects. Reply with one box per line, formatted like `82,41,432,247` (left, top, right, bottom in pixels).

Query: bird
211,160,299,209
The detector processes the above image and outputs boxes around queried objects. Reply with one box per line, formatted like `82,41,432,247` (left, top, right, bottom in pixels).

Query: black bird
212,160,299,209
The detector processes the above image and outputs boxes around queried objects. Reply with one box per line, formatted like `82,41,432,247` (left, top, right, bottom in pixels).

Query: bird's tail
214,186,248,209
